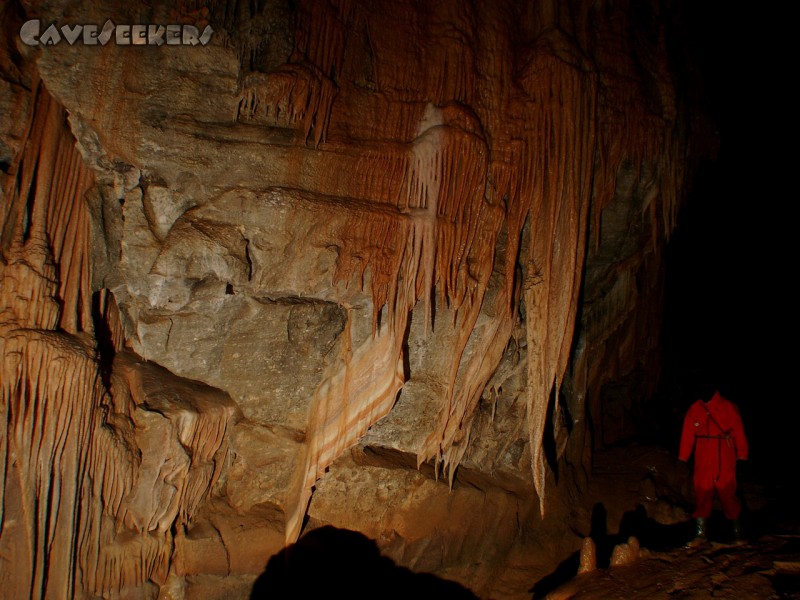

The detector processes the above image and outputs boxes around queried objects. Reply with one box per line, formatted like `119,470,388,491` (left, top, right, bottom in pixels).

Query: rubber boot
686,517,707,548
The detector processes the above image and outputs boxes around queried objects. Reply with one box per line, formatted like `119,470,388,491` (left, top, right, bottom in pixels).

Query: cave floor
525,445,800,600
544,534,800,599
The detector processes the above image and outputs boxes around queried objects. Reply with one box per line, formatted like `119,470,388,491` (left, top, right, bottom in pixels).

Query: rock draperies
1,3,690,592
258,0,685,529
0,83,238,597
1,80,109,597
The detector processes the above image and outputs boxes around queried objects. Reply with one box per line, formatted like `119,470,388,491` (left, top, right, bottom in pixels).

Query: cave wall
0,0,704,597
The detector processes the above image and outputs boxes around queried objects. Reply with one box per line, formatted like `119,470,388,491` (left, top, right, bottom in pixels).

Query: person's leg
689,483,713,545
717,479,741,520
716,478,744,541
693,483,714,520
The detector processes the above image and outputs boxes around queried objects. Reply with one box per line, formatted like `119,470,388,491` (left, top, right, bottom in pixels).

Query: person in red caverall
679,386,748,544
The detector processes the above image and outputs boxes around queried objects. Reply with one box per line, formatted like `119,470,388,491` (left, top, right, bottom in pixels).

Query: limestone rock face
0,0,706,598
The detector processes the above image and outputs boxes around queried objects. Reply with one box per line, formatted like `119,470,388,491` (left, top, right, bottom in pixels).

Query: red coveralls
679,391,748,519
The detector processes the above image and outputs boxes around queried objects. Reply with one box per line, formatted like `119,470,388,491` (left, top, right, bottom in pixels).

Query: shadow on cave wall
251,525,479,600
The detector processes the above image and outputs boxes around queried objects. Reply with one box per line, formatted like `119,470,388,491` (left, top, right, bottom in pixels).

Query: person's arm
730,404,748,460
679,404,697,462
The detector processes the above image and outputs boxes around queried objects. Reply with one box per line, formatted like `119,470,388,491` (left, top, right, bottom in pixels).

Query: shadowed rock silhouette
531,502,696,598
251,526,480,599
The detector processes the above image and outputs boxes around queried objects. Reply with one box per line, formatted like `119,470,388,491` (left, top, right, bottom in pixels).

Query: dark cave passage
646,0,795,496
586,6,800,596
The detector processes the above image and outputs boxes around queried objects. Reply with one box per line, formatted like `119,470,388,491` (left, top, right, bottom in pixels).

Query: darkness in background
659,2,794,489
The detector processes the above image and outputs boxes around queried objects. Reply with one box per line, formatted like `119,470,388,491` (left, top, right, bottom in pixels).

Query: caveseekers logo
19,19,214,46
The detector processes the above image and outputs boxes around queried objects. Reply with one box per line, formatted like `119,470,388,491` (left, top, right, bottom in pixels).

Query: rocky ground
527,446,800,600
542,534,800,599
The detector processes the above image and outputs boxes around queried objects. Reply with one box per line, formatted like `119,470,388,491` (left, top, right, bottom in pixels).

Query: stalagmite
610,536,642,567
578,537,597,574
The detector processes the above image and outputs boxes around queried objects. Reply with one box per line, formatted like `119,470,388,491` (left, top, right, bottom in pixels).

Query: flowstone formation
0,0,709,597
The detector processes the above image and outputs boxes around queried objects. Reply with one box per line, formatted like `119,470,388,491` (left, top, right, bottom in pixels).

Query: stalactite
0,5,695,585
592,5,684,247
286,97,504,531
235,0,355,147
283,15,608,523
237,8,532,519
237,63,338,147
516,31,597,513
0,330,107,598
0,83,105,595
67,347,239,597
424,2,477,106
0,80,237,597
419,260,516,486
114,350,239,527
293,0,354,82
0,234,61,330
95,288,127,355
1,236,183,598
0,81,94,335
192,0,696,537
285,308,406,542
80,512,172,597
352,142,410,208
